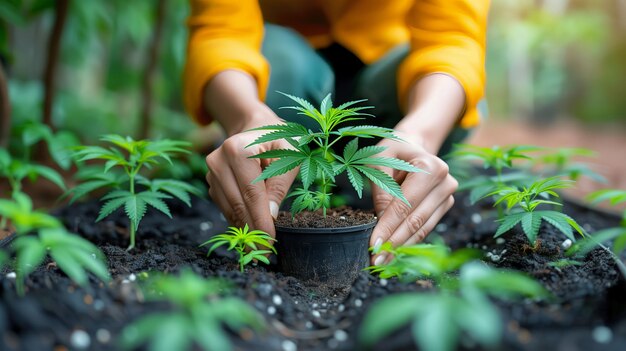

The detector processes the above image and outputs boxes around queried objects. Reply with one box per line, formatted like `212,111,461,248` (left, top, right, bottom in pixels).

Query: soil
1,191,625,351
275,207,376,229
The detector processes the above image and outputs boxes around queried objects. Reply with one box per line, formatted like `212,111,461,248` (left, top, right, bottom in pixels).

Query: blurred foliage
3,0,625,146
487,0,626,123
5,0,195,143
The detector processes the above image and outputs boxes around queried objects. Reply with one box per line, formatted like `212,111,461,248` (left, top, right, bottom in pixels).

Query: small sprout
548,259,583,272
69,135,202,250
0,192,110,296
120,270,264,351
247,92,426,217
360,262,548,351
487,176,586,245
201,224,276,272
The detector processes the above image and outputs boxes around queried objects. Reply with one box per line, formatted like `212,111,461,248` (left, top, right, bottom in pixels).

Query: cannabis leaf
248,93,426,216
201,224,277,272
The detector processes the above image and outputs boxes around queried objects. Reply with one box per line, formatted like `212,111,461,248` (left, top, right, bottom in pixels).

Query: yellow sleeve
183,0,269,125
398,0,490,128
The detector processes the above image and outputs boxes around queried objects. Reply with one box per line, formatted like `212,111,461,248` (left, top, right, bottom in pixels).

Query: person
183,0,490,265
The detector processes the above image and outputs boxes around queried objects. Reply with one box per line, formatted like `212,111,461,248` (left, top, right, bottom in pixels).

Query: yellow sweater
183,0,490,128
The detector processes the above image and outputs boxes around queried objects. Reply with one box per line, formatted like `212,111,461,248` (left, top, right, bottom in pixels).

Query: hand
369,131,458,265
205,105,297,237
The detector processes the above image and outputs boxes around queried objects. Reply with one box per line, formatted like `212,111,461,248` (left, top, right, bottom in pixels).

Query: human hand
205,105,297,237
369,131,458,265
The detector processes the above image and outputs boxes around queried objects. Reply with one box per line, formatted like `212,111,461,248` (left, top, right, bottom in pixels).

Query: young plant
0,192,110,295
447,144,541,207
247,92,425,217
0,147,65,199
366,242,481,282
360,261,548,351
70,135,202,250
201,224,276,272
535,147,605,182
487,176,585,246
120,269,264,351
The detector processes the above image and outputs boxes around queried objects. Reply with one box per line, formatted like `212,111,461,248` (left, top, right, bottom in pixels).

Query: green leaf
346,166,364,198
253,155,305,183
342,138,359,162
138,191,172,218
125,195,148,231
334,125,400,140
538,211,576,242
96,196,128,222
494,212,526,237
246,123,310,147
355,165,407,205
14,236,46,277
29,165,66,190
414,296,458,351
521,212,541,244
357,157,425,173
359,294,426,346
299,155,317,189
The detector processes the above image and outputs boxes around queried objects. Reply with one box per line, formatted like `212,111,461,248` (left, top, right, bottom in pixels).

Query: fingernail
374,254,387,266
378,210,385,218
269,201,279,219
373,237,383,253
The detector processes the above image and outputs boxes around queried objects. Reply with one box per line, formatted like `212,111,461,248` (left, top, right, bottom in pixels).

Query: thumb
265,168,298,219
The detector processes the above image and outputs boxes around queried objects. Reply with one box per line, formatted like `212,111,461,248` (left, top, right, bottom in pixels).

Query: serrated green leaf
346,166,364,198
357,157,425,173
246,123,310,147
354,165,407,205
334,125,400,140
494,212,525,237
521,212,541,244
253,156,305,183
538,211,576,242
96,196,128,222
299,155,317,189
139,191,172,218
125,195,147,231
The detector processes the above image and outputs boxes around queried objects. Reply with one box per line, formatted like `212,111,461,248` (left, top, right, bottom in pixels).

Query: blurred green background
1,0,625,145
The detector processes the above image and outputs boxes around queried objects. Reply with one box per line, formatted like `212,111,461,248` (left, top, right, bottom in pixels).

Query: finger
383,176,457,248
265,168,298,219
372,195,455,265
222,139,276,236
369,168,435,248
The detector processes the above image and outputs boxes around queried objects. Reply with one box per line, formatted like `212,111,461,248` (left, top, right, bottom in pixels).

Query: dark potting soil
275,207,376,229
0,191,625,351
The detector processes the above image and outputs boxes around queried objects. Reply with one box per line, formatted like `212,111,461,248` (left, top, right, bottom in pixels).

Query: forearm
394,74,466,154
203,70,271,136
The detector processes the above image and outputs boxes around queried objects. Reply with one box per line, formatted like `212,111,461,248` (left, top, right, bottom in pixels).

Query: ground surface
1,190,625,351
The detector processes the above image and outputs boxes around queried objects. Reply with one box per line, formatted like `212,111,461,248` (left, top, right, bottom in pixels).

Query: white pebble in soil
354,299,363,308
267,306,277,315
496,238,506,245
5,272,16,279
312,310,321,318
334,330,348,342
471,213,482,224
70,330,91,350
96,329,111,344
435,223,448,232
282,339,298,351
93,300,105,311
128,273,136,282
338,304,345,312
592,326,612,344
561,239,573,250
379,279,388,287
339,216,346,220
200,221,213,231
273,295,283,306
121,279,130,284
305,321,313,329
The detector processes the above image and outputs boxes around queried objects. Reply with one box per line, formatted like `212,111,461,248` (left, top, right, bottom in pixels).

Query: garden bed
1,191,625,351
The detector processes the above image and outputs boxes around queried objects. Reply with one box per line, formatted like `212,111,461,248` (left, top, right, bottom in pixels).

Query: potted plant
246,93,425,285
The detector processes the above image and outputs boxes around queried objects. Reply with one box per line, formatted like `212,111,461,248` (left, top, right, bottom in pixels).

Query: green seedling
366,242,481,283
120,269,264,351
535,147,605,182
0,147,65,199
487,176,585,246
201,224,276,272
69,135,202,250
548,259,584,272
360,261,548,351
447,144,541,211
12,120,80,170
247,92,425,217
587,188,626,225
0,192,110,295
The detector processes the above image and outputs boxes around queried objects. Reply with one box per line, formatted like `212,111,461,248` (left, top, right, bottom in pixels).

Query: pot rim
275,219,377,234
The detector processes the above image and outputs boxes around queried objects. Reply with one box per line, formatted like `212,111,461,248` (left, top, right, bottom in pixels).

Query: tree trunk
139,0,167,139
0,64,10,147
42,0,69,130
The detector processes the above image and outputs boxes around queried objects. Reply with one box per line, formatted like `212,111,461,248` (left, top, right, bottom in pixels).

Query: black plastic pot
275,220,376,286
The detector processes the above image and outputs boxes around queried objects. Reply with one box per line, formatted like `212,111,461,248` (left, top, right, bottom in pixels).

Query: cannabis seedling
0,192,110,295
535,147,605,182
120,270,264,351
0,147,65,199
70,135,202,250
201,224,276,272
361,262,548,351
247,92,425,216
487,176,585,246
